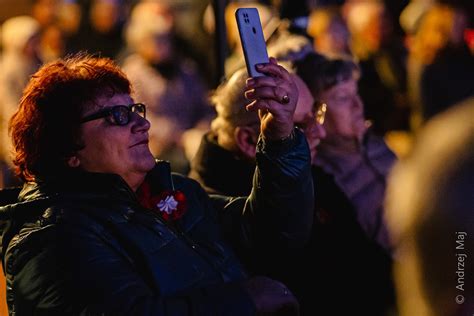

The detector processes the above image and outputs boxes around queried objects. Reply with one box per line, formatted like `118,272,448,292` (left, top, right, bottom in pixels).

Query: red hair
9,54,131,181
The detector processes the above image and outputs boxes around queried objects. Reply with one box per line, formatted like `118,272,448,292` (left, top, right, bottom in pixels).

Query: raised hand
244,57,298,141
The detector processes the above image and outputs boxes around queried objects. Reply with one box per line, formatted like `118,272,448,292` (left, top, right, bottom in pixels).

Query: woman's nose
131,114,151,133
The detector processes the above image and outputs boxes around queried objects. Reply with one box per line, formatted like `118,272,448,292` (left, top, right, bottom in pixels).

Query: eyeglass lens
110,104,146,126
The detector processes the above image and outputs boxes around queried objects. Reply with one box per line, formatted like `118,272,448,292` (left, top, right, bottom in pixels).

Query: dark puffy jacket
0,129,313,315
190,130,396,315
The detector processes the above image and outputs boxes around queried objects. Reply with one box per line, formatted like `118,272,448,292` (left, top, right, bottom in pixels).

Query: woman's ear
234,126,258,159
67,156,81,168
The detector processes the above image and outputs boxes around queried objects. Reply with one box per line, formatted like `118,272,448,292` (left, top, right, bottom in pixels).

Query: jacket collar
18,161,174,203
19,171,135,203
190,132,255,196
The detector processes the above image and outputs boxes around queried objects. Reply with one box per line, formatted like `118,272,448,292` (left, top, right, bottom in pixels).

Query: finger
254,62,291,81
246,76,282,89
269,56,278,65
245,86,288,102
246,99,272,113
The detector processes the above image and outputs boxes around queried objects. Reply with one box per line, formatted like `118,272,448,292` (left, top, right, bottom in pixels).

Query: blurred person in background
56,0,82,38
218,1,280,77
345,0,409,135
386,97,474,316
403,2,473,129
400,0,434,130
29,0,67,63
306,5,351,57
37,22,65,62
295,51,397,315
296,52,397,253
122,1,213,174
31,0,59,29
418,4,473,123
0,15,41,187
66,0,126,59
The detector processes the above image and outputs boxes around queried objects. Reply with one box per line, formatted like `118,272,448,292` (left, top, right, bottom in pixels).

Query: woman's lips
131,139,149,147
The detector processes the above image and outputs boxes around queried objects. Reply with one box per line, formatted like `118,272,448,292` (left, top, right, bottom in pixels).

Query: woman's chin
142,153,157,171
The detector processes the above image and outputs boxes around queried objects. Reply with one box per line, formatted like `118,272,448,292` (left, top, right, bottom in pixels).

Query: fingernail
246,78,255,87
246,100,257,111
256,64,264,69
245,90,255,99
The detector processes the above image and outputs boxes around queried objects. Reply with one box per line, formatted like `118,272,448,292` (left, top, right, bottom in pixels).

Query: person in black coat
190,57,396,315
0,54,313,315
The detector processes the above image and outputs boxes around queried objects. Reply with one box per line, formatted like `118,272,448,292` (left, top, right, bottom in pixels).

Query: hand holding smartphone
235,8,269,77
236,8,297,141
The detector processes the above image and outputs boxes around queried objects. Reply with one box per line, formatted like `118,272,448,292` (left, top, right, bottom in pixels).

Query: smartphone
235,8,269,77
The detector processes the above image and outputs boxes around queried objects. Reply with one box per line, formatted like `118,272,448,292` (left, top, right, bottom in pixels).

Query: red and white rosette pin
152,190,187,221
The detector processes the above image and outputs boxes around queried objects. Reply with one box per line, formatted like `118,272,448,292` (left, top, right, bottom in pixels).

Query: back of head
9,54,131,182
266,32,313,64
210,68,259,150
386,98,474,316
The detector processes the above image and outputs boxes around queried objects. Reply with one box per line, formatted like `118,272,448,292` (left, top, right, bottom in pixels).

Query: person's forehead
324,79,357,97
92,93,134,109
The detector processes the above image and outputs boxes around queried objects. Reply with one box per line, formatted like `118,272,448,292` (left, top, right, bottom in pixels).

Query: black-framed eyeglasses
80,103,146,126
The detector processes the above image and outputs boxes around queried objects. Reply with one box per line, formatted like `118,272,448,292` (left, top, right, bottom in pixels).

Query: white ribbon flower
157,195,178,214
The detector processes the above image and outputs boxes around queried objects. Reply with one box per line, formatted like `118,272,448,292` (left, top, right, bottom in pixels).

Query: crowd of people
0,0,472,315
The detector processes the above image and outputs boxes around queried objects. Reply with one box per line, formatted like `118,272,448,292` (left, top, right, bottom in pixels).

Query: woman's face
318,78,366,140
73,93,156,190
